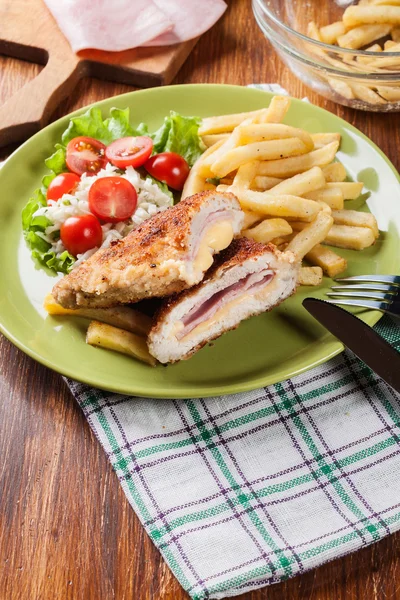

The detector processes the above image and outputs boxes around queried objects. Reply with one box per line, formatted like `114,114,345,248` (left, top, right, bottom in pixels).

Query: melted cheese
193,221,234,273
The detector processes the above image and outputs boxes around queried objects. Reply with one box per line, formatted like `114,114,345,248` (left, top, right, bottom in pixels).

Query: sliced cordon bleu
148,237,300,363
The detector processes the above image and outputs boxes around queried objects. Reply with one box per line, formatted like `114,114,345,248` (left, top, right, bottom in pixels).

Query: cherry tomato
144,152,190,191
46,172,80,203
88,176,137,223
60,214,103,256
105,136,153,169
66,136,107,175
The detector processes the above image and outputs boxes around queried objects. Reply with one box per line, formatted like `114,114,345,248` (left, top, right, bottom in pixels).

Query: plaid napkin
66,315,400,599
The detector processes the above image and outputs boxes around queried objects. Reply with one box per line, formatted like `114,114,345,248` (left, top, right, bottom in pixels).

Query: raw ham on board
44,0,227,53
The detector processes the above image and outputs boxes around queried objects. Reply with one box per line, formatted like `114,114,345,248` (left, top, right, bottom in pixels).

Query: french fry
86,321,156,366
351,83,387,105
324,224,376,250
287,211,334,259
243,218,293,244
328,78,355,100
182,140,225,198
232,161,259,189
332,209,379,238
200,121,252,173
256,141,339,178
216,184,230,192
367,42,400,67
201,133,229,147
305,245,348,277
322,162,347,182
343,5,400,27
307,21,323,41
376,85,400,101
305,187,344,210
43,293,152,336
229,187,322,220
211,137,309,178
260,95,291,124
357,43,382,65
370,0,400,5
324,181,364,199
392,26,400,41
317,201,333,214
237,124,314,151
198,108,269,135
337,24,391,49
311,133,341,148
384,39,398,49
320,21,347,45
242,210,264,229
298,266,323,286
252,175,284,190
271,236,292,248
267,166,326,197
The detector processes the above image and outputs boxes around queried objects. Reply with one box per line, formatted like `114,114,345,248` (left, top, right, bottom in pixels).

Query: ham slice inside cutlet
178,269,275,339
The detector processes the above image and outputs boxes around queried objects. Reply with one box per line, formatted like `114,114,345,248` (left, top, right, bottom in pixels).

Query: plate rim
1,83,398,398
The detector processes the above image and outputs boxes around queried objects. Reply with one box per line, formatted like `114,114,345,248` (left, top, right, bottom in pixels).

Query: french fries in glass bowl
253,0,400,111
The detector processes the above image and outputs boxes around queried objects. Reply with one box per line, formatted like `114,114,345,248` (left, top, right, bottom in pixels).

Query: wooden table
1,1,400,598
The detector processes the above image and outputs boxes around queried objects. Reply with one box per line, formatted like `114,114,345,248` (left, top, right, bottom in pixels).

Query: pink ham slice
44,0,227,52
144,0,227,46
43,0,174,52
178,270,275,339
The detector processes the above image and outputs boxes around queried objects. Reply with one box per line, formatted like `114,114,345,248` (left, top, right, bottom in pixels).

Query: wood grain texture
1,0,400,598
0,0,198,147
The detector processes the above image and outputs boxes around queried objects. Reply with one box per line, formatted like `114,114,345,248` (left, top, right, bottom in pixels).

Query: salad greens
22,106,205,274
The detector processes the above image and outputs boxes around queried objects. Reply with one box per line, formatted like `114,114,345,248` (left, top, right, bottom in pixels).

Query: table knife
303,298,400,394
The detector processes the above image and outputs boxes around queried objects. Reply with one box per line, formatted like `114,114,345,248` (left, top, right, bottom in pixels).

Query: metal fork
325,275,400,317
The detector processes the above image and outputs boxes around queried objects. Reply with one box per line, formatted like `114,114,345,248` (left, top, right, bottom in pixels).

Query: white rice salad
33,163,173,268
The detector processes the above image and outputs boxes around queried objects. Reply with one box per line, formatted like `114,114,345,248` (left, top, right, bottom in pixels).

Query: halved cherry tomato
144,152,189,191
46,172,80,204
105,136,153,169
88,176,137,223
66,136,107,175
60,214,103,256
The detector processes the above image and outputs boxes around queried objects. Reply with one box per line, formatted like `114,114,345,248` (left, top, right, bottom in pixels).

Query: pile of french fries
184,95,379,287
307,0,400,105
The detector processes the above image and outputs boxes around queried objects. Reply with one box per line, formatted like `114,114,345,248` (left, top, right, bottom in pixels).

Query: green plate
1,84,399,398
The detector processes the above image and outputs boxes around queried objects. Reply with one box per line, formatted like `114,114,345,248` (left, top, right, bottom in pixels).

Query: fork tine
327,291,394,301
335,275,400,286
325,299,391,312
330,283,399,293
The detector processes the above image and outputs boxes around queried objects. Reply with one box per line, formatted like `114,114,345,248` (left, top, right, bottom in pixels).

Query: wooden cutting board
0,0,198,147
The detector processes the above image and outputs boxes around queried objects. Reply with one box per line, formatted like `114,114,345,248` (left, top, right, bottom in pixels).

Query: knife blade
303,298,400,394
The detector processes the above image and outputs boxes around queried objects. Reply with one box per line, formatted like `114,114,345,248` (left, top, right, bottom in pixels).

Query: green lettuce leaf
152,111,204,167
22,188,75,274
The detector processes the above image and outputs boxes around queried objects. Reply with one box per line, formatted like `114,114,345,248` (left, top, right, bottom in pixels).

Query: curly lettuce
22,106,204,274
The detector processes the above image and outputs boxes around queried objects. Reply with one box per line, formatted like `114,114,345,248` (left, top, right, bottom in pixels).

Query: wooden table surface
1,1,400,598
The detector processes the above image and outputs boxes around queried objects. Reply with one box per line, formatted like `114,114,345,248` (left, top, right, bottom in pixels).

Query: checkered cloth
66,313,400,600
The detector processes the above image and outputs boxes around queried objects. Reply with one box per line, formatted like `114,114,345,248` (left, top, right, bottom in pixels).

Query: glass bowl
252,0,400,111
